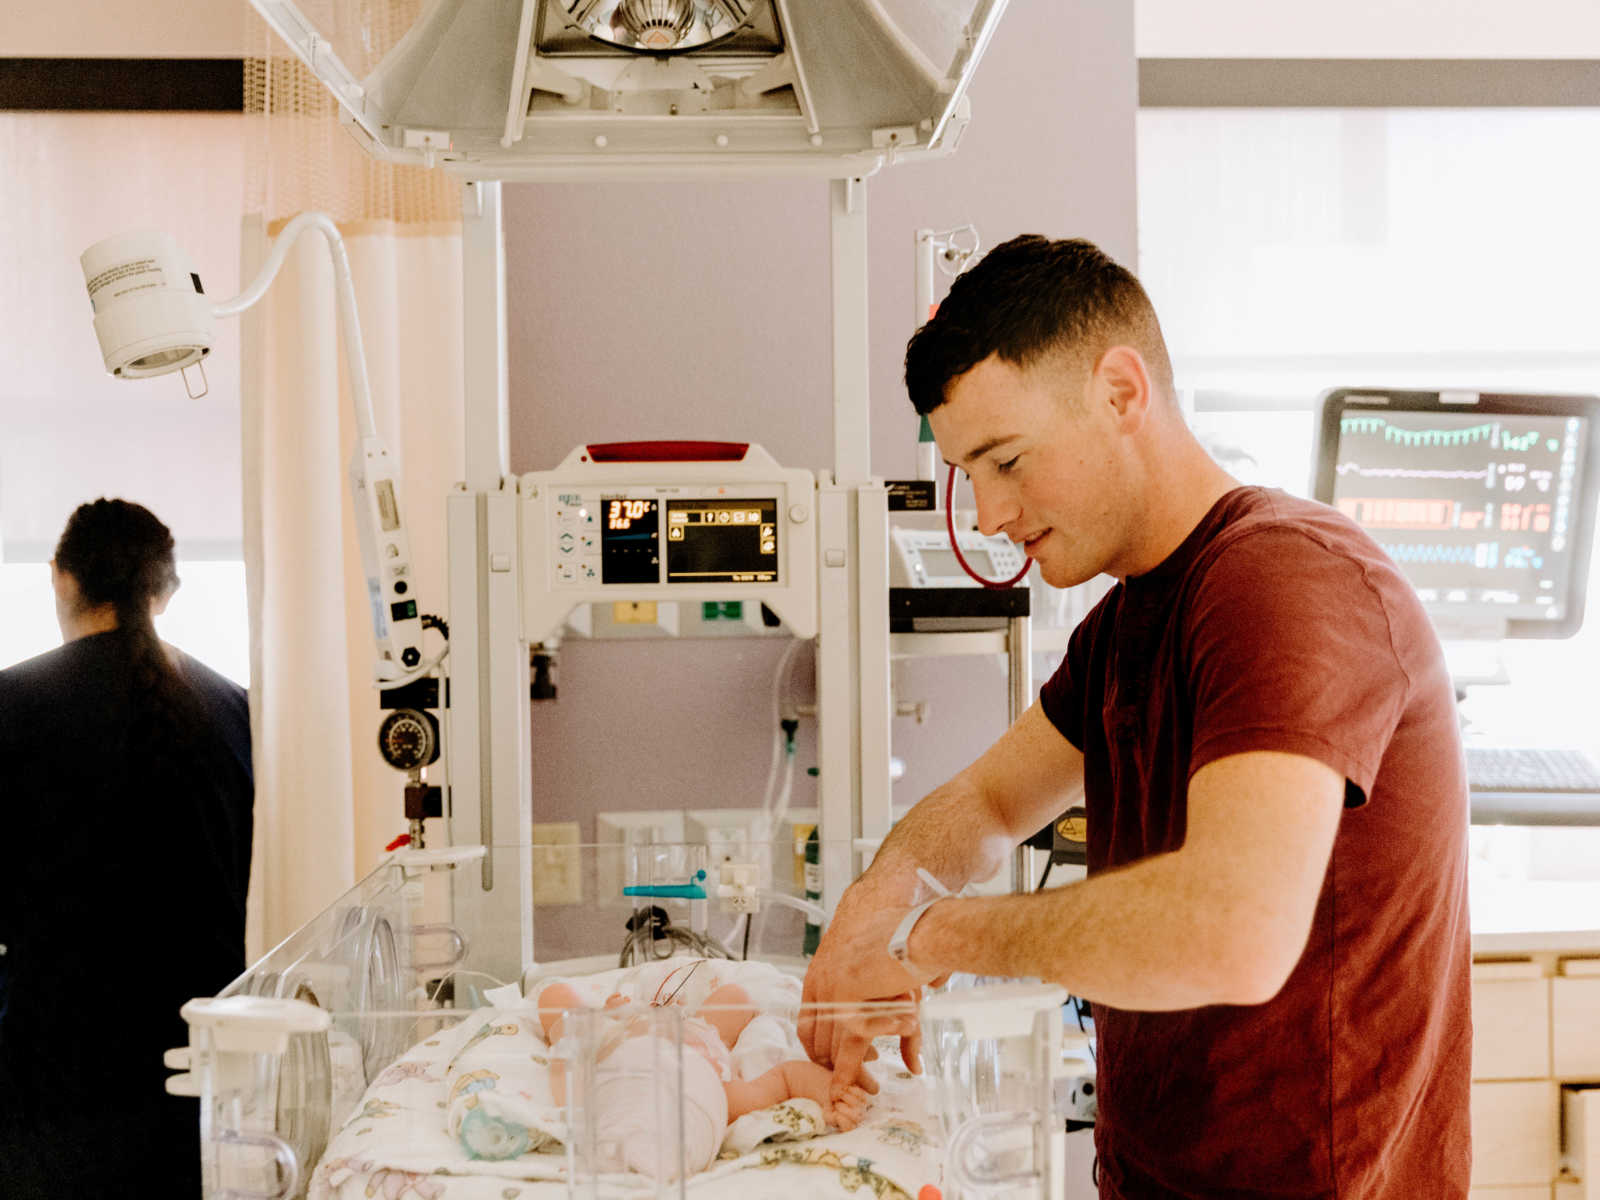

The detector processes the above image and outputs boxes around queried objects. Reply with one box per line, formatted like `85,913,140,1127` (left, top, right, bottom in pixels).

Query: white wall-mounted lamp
80,213,435,685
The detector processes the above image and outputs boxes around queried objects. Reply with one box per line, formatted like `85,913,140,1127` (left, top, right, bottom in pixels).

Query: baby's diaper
591,1032,729,1178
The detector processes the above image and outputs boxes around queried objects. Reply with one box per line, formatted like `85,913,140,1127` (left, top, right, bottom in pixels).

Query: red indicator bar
585,441,750,463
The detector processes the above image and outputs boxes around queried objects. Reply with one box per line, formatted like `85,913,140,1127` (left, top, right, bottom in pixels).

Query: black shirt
0,631,252,1197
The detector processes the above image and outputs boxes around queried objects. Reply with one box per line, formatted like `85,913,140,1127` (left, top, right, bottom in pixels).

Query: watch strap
888,897,942,974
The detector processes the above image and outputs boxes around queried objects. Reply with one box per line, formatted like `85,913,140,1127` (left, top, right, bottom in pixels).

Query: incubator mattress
308,961,943,1200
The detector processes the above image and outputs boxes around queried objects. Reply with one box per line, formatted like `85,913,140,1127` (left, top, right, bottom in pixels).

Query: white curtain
241,14,464,955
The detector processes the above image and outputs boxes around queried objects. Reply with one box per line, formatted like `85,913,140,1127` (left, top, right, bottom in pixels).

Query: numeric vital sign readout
600,496,660,584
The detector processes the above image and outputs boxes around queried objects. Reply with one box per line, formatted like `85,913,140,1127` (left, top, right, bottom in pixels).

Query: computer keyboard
1465,746,1600,794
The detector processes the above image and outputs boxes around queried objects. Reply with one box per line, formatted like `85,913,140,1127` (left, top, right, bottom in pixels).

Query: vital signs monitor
519,441,818,642
1312,388,1600,641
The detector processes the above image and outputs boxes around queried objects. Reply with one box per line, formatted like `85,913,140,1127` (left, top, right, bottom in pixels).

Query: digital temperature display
600,496,660,584
607,498,654,530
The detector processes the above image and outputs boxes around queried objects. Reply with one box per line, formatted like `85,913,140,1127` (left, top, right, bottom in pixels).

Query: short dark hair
904,235,1173,415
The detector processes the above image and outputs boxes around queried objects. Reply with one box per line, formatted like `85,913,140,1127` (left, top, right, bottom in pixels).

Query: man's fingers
804,1011,834,1067
829,1029,879,1097
901,1026,923,1075
798,1005,822,1062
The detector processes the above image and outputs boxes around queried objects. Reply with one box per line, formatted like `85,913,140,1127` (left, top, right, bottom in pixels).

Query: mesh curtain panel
243,0,460,229
241,2,465,956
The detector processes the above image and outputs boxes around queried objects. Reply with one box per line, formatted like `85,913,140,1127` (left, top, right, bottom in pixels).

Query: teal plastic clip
623,869,708,900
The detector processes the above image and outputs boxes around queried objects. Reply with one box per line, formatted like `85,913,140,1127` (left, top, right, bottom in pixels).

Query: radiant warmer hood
249,0,1008,179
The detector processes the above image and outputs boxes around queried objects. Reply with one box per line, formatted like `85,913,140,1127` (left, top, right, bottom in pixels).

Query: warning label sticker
85,259,166,309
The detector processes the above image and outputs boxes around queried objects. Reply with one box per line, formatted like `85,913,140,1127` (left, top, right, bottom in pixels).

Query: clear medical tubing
945,463,1032,588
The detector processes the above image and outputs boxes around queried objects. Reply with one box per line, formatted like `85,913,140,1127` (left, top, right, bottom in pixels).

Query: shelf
889,624,1072,659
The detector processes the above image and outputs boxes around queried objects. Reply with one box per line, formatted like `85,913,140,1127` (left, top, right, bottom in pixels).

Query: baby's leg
696,983,756,1049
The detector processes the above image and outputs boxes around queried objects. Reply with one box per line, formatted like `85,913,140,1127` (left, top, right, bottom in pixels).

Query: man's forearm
905,849,1289,1010
854,776,1018,908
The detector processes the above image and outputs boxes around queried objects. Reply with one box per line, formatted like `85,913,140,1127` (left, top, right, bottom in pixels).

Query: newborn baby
537,961,871,1176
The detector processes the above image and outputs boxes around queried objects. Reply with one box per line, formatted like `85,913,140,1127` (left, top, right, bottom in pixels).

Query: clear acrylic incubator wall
173,841,1080,1200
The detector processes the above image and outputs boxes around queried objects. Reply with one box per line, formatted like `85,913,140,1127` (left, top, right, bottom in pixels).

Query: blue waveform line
1381,542,1499,566
1335,463,1491,481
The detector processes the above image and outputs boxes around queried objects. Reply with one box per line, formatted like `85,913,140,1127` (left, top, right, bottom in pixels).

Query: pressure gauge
377,708,439,771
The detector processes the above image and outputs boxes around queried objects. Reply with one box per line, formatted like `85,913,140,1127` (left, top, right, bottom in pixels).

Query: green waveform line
1340,415,1499,447
1500,430,1539,452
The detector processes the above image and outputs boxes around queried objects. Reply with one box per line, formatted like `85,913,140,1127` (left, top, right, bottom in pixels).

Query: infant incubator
171,840,1079,1200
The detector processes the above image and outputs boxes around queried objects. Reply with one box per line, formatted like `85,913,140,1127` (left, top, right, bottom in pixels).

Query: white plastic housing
519,443,818,641
81,230,216,378
349,435,427,679
244,0,1008,179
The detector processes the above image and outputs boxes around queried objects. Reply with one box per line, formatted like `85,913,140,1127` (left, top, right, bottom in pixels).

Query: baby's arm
696,983,757,1048
723,1059,871,1131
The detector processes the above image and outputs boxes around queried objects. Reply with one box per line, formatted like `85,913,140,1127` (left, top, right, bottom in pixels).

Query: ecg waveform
1381,542,1500,567
1340,415,1546,451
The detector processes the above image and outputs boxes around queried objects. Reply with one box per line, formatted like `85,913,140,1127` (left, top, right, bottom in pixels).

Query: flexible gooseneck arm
212,211,378,441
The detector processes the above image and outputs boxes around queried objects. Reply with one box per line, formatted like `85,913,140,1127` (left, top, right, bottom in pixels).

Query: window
1138,104,1600,877
0,112,248,683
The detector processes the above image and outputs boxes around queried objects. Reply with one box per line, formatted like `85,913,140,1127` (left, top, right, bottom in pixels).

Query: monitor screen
663,499,779,584
1312,389,1600,639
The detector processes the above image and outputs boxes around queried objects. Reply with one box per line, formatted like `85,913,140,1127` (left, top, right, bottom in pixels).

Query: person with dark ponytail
0,498,253,1198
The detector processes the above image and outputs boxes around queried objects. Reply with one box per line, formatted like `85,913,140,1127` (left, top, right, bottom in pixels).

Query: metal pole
1008,612,1033,893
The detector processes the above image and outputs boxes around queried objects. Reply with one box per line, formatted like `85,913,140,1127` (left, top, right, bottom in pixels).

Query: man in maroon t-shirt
800,235,1471,1197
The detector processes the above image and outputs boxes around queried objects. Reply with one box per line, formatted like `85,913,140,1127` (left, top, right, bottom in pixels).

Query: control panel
890,525,1027,588
520,442,818,641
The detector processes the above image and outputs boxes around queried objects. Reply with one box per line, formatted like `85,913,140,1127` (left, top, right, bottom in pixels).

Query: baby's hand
828,1082,872,1132
782,1060,872,1131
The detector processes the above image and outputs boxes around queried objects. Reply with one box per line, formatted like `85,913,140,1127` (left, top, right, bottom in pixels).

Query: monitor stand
1441,639,1510,689
1434,615,1511,691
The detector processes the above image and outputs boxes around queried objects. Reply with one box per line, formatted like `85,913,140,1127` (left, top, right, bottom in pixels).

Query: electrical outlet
596,810,686,904
531,822,582,905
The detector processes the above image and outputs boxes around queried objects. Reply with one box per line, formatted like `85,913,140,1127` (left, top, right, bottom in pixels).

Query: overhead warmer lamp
244,0,1007,178
562,0,753,53
79,216,438,687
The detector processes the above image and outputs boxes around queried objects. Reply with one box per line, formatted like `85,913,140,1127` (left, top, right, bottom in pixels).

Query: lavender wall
502,2,1138,838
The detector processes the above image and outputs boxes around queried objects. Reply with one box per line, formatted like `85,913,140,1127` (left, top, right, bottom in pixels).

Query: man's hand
800,895,937,1095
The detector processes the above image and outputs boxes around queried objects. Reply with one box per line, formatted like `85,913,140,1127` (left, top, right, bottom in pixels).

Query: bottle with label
802,825,822,957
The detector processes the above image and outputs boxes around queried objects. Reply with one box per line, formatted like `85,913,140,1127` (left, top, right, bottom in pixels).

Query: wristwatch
887,898,943,975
